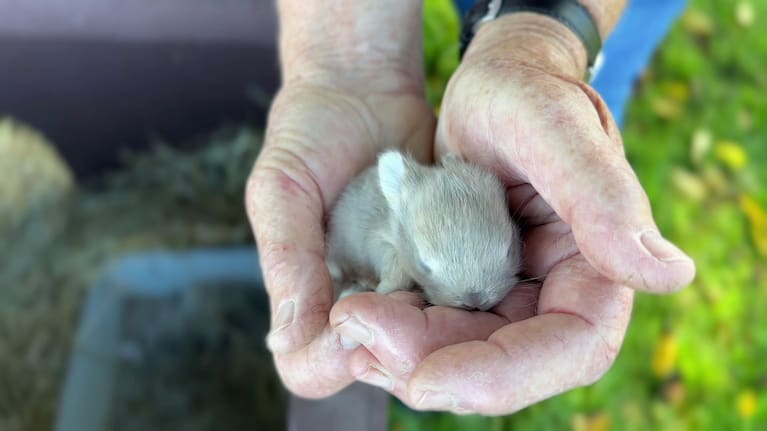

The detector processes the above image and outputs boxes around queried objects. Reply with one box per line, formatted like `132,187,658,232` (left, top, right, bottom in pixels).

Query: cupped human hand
329,15,695,414
245,75,436,398
331,263,632,415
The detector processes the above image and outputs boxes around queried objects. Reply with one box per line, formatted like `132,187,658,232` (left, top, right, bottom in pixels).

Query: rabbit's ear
378,151,407,216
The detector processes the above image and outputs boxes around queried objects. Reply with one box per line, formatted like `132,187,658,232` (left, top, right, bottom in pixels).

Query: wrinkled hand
251,4,696,413
328,21,695,414
245,70,435,398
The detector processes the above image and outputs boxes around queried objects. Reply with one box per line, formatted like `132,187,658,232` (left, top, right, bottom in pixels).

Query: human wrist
462,12,589,79
459,0,625,80
277,0,424,92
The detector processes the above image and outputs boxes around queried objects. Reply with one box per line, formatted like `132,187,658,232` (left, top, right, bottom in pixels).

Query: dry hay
0,119,263,430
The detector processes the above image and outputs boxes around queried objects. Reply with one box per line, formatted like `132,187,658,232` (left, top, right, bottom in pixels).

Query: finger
339,286,539,404
521,220,578,278
331,290,427,352
273,326,357,398
387,290,429,308
506,170,693,296
547,140,695,293
247,160,372,399
246,155,333,355
537,254,634,348
336,291,423,405
530,82,694,293
408,255,633,415
244,100,374,396
346,347,411,402
518,86,691,293
492,281,540,322
506,183,557,225
243,98,364,397
248,91,379,354
329,292,508,381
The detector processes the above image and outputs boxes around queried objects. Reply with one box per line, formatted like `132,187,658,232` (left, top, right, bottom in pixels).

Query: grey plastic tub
55,247,279,431
55,247,388,431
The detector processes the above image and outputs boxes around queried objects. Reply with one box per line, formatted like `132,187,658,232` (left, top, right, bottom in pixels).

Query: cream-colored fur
326,150,521,311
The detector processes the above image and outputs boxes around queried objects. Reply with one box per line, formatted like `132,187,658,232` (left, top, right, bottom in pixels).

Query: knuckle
580,334,621,386
277,370,336,399
255,147,324,211
273,355,347,400
244,170,263,222
244,154,324,246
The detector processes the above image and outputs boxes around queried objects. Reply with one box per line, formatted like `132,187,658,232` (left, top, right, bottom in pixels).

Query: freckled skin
326,150,522,310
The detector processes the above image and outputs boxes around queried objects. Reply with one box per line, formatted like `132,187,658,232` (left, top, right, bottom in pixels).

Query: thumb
534,82,695,293
439,76,697,293
566,153,696,293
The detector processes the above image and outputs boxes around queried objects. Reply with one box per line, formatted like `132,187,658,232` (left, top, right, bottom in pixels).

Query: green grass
393,1,767,429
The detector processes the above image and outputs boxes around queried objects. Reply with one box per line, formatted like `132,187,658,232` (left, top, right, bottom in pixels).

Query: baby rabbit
326,150,522,311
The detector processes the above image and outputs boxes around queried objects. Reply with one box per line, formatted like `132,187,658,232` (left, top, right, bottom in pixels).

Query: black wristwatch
460,0,603,81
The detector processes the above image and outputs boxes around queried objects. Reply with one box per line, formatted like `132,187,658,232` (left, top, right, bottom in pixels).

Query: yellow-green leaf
736,1,756,28
671,168,707,202
572,412,611,431
690,128,712,165
652,333,678,378
715,140,748,170
682,8,714,36
736,389,758,419
740,195,767,257
701,165,729,195
651,97,682,119
661,81,690,103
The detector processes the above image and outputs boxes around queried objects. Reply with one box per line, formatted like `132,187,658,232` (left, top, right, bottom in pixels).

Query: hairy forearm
277,0,424,88
463,0,627,80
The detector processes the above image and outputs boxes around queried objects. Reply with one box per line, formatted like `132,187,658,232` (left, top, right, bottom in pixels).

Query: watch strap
460,0,602,71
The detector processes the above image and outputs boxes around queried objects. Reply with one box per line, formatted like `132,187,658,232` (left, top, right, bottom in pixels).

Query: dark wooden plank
0,0,279,178
0,0,276,43
288,383,389,431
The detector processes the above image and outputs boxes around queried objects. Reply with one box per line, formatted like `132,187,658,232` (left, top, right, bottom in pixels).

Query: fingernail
339,335,361,350
416,391,458,410
640,231,692,263
358,364,394,391
334,316,374,347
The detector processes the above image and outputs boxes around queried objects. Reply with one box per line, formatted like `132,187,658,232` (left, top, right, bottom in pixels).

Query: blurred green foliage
422,0,460,108
395,0,767,429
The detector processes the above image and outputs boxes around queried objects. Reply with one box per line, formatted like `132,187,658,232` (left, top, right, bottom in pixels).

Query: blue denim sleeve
452,0,687,127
